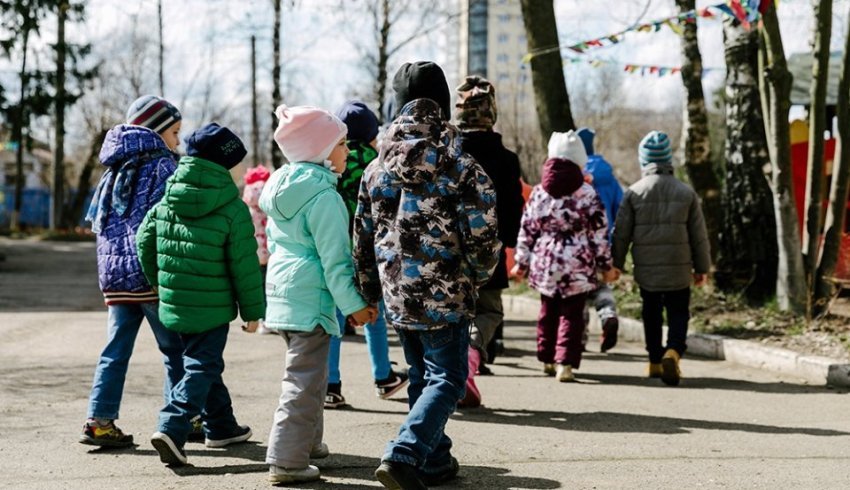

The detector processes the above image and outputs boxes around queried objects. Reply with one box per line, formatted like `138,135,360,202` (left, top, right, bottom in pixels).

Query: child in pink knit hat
259,105,377,484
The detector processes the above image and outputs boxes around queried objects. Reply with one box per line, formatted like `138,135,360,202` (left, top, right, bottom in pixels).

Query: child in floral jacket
512,130,617,382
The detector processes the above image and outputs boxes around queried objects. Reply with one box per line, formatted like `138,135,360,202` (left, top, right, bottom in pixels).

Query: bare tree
519,0,575,142
802,0,834,299
715,18,778,305
52,0,68,231
271,0,282,168
675,0,721,260
338,0,459,124
814,3,850,316
759,3,807,314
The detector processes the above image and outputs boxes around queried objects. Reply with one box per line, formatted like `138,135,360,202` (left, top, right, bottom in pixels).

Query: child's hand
242,320,260,333
349,306,378,327
510,264,526,282
602,268,620,283
693,273,708,287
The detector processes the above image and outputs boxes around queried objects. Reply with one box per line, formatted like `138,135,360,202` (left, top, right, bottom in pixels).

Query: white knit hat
547,130,588,166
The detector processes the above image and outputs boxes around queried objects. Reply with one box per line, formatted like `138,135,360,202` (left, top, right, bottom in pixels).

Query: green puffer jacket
259,162,367,335
137,156,265,333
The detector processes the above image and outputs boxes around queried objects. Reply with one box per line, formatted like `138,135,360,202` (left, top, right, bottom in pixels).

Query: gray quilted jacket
611,164,710,291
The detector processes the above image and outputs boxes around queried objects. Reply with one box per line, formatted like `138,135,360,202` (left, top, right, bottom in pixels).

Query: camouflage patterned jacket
353,98,501,330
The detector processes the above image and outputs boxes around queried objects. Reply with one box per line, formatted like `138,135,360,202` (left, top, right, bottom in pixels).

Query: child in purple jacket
80,95,187,447
512,130,618,382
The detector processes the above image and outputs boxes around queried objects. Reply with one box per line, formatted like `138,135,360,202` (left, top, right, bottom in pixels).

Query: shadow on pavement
452,408,850,436
577,372,846,394
97,450,562,489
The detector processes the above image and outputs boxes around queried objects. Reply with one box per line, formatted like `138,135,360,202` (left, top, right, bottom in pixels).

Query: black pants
640,287,690,363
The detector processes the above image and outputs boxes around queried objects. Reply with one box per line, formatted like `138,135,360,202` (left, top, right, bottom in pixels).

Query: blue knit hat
184,123,247,170
336,100,379,143
639,130,672,166
577,127,595,156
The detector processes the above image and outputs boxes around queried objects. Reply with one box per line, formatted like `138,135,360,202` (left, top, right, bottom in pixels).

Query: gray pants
266,326,329,468
470,289,504,356
586,284,617,322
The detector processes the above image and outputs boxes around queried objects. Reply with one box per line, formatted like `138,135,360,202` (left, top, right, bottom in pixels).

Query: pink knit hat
273,105,347,163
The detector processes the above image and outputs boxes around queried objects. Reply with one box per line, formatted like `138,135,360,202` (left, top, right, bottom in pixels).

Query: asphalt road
1,237,849,489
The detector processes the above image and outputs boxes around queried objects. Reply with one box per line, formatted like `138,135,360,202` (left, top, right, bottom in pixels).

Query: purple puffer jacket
92,125,177,304
515,158,612,299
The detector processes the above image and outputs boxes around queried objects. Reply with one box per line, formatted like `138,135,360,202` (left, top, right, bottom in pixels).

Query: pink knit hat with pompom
273,105,347,163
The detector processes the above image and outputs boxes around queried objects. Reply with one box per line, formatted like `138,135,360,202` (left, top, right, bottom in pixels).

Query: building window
498,72,510,82
498,33,509,43
498,14,510,23
496,53,510,63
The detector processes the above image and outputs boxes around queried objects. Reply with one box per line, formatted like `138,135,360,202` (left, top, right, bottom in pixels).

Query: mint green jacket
259,162,367,335
137,156,265,333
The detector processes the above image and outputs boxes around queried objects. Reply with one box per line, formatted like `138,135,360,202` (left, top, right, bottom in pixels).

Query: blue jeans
383,322,469,473
328,301,392,383
87,302,184,420
640,287,690,363
157,324,238,447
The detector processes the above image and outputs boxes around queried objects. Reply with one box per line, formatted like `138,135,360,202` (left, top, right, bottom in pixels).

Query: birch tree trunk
813,4,850,316
759,3,807,314
802,0,833,295
715,19,778,304
675,0,722,260
519,0,575,139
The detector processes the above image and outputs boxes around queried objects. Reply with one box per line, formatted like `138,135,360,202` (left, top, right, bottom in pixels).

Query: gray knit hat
638,130,673,166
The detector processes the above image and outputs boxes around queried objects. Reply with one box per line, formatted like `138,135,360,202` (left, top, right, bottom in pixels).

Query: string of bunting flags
521,0,773,64
562,57,725,78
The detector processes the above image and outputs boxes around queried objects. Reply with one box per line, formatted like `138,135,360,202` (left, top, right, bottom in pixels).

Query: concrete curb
503,293,850,387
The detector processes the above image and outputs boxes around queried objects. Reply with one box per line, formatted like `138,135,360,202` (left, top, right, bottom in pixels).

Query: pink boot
458,347,482,408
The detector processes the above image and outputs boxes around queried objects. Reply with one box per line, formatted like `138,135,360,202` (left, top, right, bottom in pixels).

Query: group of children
79,59,709,488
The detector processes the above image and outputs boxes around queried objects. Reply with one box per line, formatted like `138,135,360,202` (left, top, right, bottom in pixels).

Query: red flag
759,0,771,13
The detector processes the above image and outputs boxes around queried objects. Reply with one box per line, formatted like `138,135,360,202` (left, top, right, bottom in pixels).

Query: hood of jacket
541,157,584,198
259,162,338,221
164,156,239,218
380,98,463,186
99,124,174,168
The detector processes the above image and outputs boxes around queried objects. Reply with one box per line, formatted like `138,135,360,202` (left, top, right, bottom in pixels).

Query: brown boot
661,349,681,386
647,362,663,378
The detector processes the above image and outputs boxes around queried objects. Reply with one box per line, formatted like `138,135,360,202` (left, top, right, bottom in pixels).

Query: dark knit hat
639,130,673,166
126,95,182,133
455,75,497,131
577,127,595,156
184,123,247,170
335,100,379,143
392,61,451,120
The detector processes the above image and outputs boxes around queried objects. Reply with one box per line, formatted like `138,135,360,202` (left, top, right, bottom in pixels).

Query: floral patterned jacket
515,178,612,298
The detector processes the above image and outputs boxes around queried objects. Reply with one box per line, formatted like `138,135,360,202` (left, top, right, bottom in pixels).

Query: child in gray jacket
611,131,710,386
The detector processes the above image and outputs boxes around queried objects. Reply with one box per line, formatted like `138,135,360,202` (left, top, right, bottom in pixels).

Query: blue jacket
585,154,623,242
89,125,177,303
259,162,367,335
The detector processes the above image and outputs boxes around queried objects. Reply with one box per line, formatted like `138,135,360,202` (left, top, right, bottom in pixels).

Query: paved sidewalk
2,238,850,489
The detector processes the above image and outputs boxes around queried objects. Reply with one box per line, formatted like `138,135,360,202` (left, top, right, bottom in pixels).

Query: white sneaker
269,464,320,483
151,431,188,466
556,364,575,382
310,442,329,459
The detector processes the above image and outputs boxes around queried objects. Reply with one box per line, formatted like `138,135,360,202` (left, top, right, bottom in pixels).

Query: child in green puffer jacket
137,123,265,466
